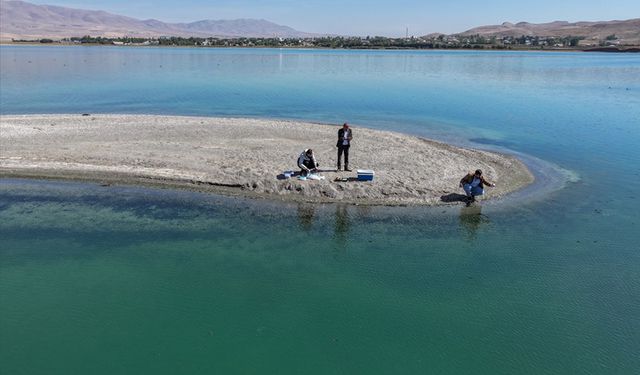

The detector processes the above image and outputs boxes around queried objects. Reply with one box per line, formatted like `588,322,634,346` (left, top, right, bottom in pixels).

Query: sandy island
0,114,534,205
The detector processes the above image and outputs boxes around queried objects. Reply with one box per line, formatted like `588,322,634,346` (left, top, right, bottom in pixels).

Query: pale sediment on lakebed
0,114,534,205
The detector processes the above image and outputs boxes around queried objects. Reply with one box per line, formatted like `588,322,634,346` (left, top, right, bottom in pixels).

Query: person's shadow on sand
440,193,468,204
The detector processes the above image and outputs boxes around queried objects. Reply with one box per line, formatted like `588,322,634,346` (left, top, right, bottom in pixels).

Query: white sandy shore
0,114,534,205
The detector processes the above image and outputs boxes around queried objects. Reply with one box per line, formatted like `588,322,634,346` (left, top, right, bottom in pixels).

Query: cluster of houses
111,40,159,46
26,33,623,49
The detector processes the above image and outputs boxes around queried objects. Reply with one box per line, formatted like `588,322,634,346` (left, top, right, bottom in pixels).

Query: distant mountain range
0,0,315,40
456,19,640,45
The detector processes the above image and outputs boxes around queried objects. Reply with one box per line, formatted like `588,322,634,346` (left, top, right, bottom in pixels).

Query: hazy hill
0,0,314,40
457,19,640,45
3,0,638,45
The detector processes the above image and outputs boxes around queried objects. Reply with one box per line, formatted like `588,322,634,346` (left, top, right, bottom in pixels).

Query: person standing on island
336,123,353,171
298,148,319,177
460,169,496,202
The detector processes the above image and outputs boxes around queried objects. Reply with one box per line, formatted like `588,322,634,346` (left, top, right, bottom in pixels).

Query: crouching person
298,149,319,177
460,169,496,202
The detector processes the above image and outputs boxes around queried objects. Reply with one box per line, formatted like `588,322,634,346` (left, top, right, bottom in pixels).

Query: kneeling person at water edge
460,169,495,201
298,149,319,177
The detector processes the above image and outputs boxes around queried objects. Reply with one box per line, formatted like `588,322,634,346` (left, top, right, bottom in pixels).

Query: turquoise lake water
1,46,639,374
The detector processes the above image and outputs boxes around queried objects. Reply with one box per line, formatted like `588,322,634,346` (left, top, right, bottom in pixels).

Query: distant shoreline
0,114,534,206
2,41,638,52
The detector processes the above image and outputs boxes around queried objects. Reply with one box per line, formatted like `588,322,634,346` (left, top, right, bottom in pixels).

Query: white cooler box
357,169,375,181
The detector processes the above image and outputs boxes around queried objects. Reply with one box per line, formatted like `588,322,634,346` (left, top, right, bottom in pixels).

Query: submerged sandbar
0,114,533,205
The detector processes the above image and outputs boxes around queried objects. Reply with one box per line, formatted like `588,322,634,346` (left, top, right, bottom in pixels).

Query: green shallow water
1,47,639,374
1,179,638,374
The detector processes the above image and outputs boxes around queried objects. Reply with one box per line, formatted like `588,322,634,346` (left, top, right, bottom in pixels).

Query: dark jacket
337,128,353,147
460,173,493,187
297,149,317,170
